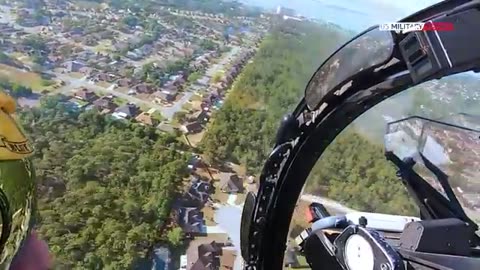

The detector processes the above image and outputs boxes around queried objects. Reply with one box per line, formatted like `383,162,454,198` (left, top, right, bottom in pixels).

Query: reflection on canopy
385,114,480,224
305,27,394,109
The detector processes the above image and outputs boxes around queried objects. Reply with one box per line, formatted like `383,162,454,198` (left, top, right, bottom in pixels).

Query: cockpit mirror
305,26,395,110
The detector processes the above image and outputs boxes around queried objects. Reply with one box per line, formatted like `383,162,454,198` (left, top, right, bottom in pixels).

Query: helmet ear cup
0,92,16,114
0,188,11,254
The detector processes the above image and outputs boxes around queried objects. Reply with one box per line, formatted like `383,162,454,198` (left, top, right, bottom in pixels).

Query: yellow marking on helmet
0,92,33,160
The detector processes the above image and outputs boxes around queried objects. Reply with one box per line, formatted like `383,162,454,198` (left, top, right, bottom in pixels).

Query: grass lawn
212,188,229,204
235,193,246,205
0,64,51,92
296,255,311,269
69,72,84,79
182,102,193,111
191,94,203,102
93,40,113,53
186,131,205,147
96,81,112,88
113,97,127,106
202,206,217,226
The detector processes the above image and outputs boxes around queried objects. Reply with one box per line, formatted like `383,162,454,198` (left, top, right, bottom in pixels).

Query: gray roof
218,173,243,193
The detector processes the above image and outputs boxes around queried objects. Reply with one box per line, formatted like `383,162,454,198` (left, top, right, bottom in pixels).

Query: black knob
359,216,368,227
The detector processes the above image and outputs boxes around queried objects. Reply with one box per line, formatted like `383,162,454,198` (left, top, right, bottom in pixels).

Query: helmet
0,91,37,269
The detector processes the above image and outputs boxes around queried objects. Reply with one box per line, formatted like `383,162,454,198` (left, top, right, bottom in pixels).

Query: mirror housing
399,6,480,83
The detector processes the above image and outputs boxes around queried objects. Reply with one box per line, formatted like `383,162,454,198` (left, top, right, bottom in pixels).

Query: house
135,111,157,126
152,246,171,270
186,176,212,204
63,60,86,72
112,103,140,119
191,110,210,125
157,122,177,134
220,249,236,270
196,76,210,87
181,122,203,134
73,88,98,102
191,241,224,270
133,83,154,94
126,51,142,60
115,78,132,88
188,155,202,171
178,207,204,234
152,90,176,103
92,96,117,114
218,173,243,193
113,41,129,52
93,73,116,83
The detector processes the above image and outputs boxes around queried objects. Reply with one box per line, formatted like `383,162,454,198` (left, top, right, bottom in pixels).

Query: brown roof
74,88,97,101
218,173,243,193
220,249,236,270
135,112,156,126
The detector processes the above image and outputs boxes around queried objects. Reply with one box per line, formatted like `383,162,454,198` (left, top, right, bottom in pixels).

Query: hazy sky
243,0,443,31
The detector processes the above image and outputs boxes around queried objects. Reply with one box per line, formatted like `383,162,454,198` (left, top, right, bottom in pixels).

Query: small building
133,83,154,94
112,103,140,119
220,249,236,270
92,96,117,114
218,173,243,193
135,111,157,126
63,60,86,72
181,122,203,134
73,88,98,102
152,246,171,270
191,110,210,125
191,241,224,270
152,90,176,103
157,122,177,134
187,176,212,204
178,207,204,234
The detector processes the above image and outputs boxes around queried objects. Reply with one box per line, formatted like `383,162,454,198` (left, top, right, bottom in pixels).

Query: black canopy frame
241,1,480,269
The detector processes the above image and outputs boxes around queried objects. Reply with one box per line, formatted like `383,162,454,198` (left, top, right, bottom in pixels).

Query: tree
122,15,139,28
187,72,201,83
18,96,191,268
167,227,184,247
22,34,48,52
211,71,223,83
199,39,217,51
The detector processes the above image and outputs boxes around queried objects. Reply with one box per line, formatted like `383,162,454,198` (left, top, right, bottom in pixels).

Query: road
162,45,241,120
49,45,241,119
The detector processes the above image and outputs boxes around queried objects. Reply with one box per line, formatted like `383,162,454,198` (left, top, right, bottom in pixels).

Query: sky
241,0,443,31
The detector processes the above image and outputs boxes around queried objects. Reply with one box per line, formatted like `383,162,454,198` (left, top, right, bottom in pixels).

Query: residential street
51,45,242,120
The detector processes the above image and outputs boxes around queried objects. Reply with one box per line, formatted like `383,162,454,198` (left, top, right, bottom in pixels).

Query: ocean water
241,0,442,32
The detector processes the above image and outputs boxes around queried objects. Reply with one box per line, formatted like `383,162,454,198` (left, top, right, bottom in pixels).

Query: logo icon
0,136,33,155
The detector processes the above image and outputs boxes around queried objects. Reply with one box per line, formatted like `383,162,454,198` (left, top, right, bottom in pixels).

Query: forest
200,20,417,215
200,21,351,172
17,96,190,269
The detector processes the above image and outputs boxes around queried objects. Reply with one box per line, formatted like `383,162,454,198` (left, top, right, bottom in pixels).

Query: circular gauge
344,234,375,270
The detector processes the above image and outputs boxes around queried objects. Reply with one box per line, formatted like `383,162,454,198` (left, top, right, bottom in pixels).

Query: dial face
344,234,375,270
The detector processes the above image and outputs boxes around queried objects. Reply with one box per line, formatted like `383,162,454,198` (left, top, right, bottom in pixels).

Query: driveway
214,205,243,270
